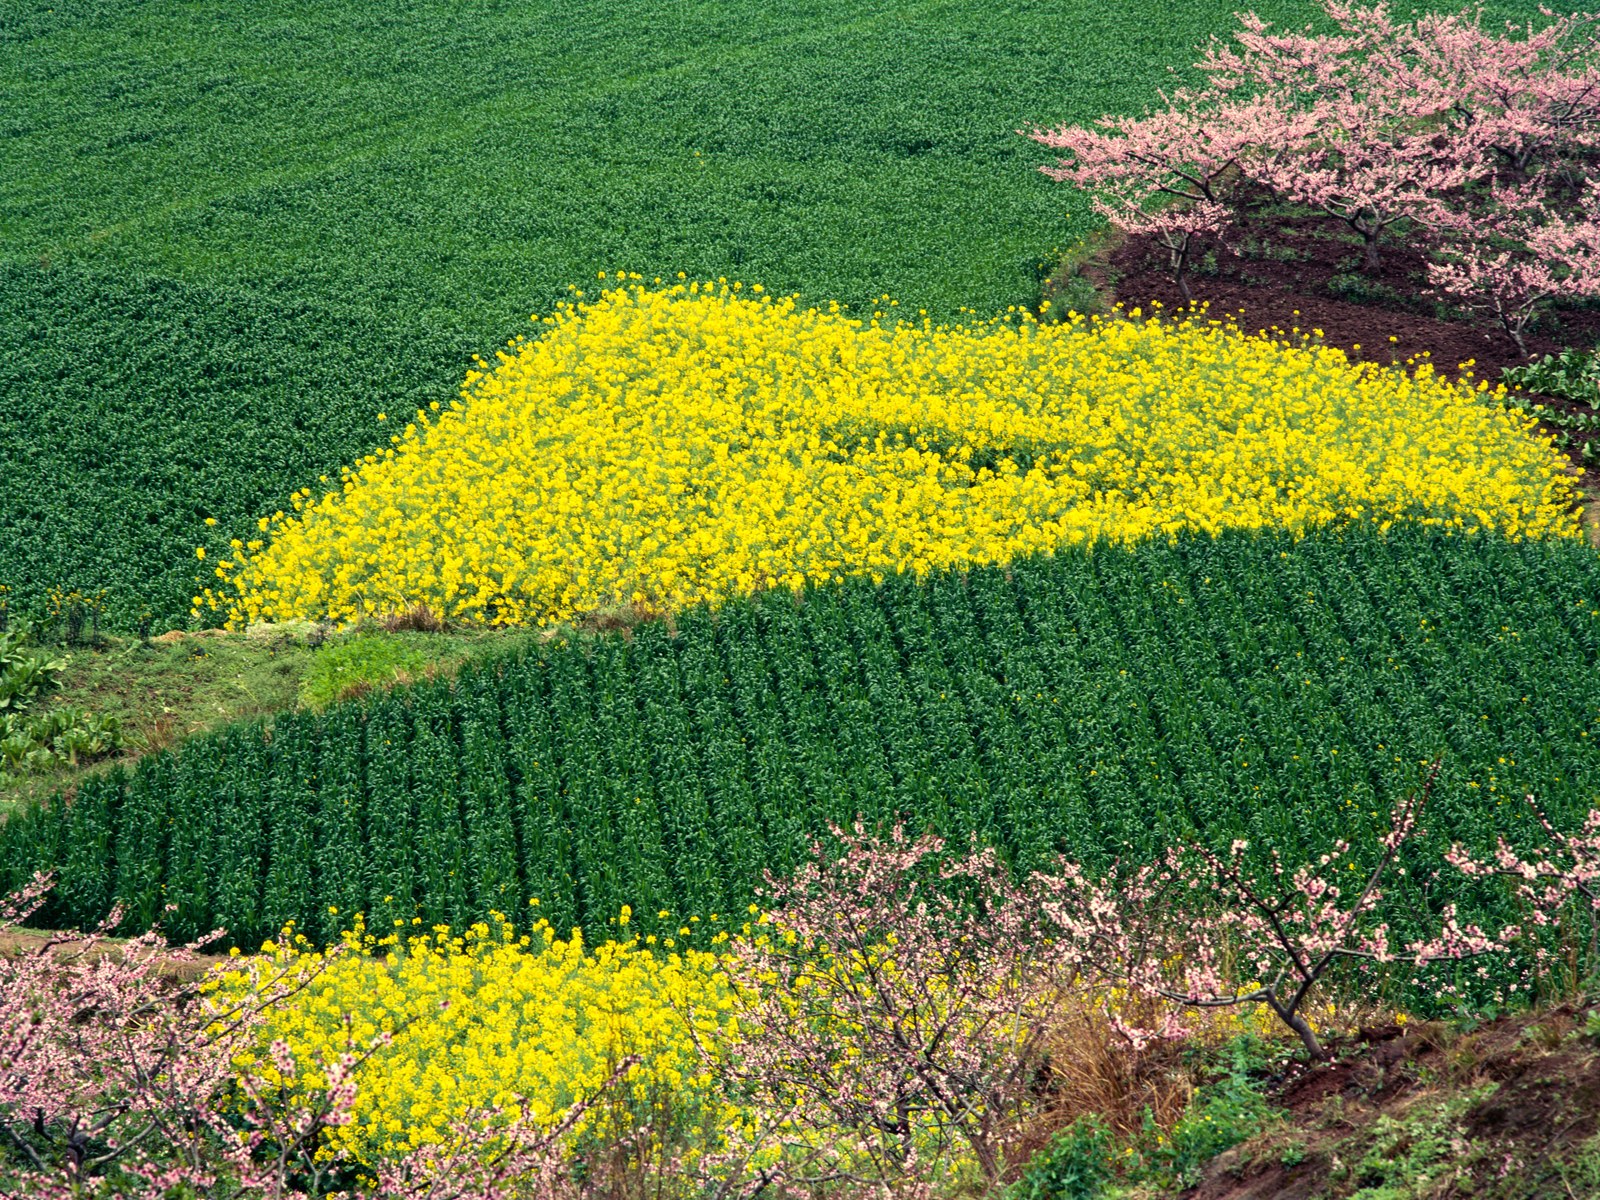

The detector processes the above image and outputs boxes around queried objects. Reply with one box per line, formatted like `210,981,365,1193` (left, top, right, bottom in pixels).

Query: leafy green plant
1499,388,1600,461
1137,1038,1278,1188
298,635,432,711
0,627,124,776
1559,1130,1600,1196
0,628,67,712
1346,1084,1494,1199
0,708,121,774
0,724,51,775
1011,1118,1115,1200
1325,272,1410,308
1503,347,1600,403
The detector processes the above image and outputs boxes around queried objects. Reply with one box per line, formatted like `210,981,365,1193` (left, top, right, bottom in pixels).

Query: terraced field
3,0,1322,629
9,2,1600,1194
9,526,1596,960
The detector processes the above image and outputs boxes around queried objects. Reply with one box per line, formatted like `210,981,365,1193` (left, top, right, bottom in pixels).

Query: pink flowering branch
1445,794,1600,987
1428,182,1600,355
0,887,364,1199
1200,3,1489,271
1248,124,1476,273
1088,192,1231,304
1410,7,1600,173
1036,762,1519,1060
0,875,639,1200
226,1019,389,1199
611,1089,811,1200
1027,94,1316,298
711,822,1063,1191
372,1056,639,1200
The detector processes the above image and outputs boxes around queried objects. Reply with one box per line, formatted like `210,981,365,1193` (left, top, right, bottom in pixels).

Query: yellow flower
228,912,744,1165
206,281,1579,629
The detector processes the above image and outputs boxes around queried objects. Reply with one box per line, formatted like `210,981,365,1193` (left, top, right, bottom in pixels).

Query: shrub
1136,1038,1277,1187
1012,1041,1275,1199
1010,1118,1115,1200
299,634,433,711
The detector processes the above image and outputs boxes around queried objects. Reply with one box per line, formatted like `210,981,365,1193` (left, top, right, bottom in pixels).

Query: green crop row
4,526,1598,952
0,260,472,631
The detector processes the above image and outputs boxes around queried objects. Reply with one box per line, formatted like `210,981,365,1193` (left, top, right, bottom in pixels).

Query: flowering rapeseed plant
205,278,1578,628
223,914,743,1164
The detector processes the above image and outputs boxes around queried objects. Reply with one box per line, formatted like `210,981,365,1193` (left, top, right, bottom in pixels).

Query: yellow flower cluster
224,915,743,1163
204,278,1579,628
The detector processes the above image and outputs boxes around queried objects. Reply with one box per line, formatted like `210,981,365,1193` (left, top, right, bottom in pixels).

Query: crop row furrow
7,526,1600,949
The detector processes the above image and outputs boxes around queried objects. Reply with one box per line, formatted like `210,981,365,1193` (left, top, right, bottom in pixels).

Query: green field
8,7,1600,1188
4,0,1592,959
8,527,1597,956
1,0,1373,630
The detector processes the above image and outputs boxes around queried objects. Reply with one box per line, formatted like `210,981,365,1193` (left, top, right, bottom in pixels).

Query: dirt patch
1055,207,1600,500
1187,1001,1600,1200
0,926,225,982
150,627,233,645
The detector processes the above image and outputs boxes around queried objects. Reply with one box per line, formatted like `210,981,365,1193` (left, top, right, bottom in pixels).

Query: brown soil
0,927,224,981
1185,1001,1600,1200
1055,207,1600,500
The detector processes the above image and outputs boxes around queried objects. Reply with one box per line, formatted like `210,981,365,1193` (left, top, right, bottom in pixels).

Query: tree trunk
1170,232,1194,303
1500,311,1529,359
1362,231,1382,274
1282,1006,1324,1059
1266,990,1326,1059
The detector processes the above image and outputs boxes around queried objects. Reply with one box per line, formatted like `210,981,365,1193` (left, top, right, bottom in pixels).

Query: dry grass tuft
578,601,675,639
377,604,447,634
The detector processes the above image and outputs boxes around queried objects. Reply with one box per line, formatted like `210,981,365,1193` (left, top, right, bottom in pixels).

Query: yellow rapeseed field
224,913,743,1163
226,914,1310,1174
202,277,1579,628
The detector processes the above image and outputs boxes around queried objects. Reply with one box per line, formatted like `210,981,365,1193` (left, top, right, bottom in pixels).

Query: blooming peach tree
1198,3,1489,273
714,823,1064,1192
1027,95,1313,297
1416,7,1600,174
1027,1,1600,339
1428,184,1600,355
0,873,627,1200
1036,765,1522,1060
